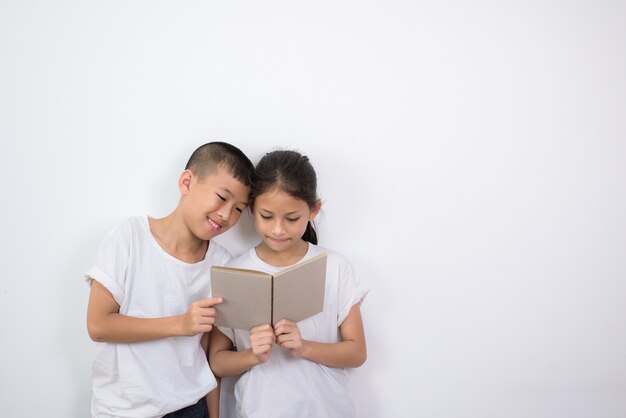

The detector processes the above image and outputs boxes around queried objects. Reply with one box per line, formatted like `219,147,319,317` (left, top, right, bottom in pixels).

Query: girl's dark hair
251,150,319,245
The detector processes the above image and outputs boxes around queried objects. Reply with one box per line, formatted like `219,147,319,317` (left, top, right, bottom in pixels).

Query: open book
211,253,327,330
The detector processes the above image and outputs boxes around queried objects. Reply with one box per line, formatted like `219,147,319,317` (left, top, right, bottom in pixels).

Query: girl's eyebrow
259,208,302,216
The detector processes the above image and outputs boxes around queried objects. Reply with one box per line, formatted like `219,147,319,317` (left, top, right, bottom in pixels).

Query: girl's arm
274,304,367,368
206,381,220,418
208,325,275,377
200,332,220,418
87,279,222,343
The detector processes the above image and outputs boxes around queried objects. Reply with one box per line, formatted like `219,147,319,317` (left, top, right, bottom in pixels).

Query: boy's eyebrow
218,187,248,206
218,186,235,196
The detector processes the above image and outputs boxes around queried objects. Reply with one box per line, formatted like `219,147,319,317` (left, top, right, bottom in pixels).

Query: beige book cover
211,253,327,330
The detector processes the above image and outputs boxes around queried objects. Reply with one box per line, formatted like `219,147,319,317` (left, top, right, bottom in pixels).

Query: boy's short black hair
185,142,254,187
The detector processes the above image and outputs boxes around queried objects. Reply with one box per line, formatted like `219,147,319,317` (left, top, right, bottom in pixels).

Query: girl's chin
268,237,290,246
262,237,297,251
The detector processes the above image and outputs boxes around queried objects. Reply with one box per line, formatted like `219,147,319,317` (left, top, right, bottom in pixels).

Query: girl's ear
309,200,322,220
178,169,193,196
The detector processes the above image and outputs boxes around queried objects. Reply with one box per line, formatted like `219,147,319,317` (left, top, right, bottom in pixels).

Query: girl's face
253,188,320,256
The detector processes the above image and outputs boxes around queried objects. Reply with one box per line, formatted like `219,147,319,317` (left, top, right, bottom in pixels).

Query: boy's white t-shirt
85,216,231,418
219,244,368,418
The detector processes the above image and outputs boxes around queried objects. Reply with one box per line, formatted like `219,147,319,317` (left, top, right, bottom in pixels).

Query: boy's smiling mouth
207,217,223,231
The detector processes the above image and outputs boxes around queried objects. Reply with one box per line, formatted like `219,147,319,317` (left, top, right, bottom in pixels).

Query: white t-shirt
85,216,231,418
219,244,368,418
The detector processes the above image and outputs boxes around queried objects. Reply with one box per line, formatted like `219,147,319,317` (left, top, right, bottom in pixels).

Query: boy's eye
216,193,226,201
235,207,244,214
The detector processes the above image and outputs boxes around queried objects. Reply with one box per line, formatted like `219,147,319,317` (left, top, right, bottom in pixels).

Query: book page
211,267,272,330
272,253,327,324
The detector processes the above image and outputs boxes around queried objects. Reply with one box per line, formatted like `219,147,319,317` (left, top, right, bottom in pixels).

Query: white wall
1,1,625,417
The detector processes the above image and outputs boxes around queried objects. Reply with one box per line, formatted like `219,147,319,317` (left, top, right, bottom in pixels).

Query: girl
209,150,368,418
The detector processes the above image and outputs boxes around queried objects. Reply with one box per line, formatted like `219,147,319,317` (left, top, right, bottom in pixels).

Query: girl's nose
271,220,285,235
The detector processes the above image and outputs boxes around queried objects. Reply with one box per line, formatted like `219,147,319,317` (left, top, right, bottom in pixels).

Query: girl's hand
250,324,274,364
274,319,304,358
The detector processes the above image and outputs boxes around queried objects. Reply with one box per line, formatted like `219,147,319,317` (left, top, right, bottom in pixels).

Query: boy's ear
309,200,322,221
178,170,193,196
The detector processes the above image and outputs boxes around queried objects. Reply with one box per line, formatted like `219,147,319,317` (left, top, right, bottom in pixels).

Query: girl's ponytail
301,221,318,245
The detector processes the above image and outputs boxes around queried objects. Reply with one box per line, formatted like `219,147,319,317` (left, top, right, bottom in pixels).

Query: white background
1,1,625,417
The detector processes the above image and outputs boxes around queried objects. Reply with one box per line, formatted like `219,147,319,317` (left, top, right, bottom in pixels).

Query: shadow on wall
64,230,103,418
349,255,383,418
213,210,261,257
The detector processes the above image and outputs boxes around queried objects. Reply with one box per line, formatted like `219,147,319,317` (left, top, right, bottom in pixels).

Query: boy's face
180,165,251,241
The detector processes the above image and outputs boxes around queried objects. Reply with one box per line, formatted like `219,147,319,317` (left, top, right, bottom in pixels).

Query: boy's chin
193,226,224,241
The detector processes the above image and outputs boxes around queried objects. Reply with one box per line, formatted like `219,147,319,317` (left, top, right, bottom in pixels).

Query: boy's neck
148,213,208,264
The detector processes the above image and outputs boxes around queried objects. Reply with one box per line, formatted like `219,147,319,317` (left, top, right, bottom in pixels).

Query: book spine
270,276,274,325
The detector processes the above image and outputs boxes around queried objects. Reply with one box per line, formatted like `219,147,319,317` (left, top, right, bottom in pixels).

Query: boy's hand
179,297,223,336
249,324,274,364
274,319,304,358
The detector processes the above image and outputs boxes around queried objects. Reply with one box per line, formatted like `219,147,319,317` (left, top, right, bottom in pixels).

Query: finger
196,297,223,307
198,308,217,317
279,340,299,350
198,316,216,325
251,334,275,345
193,324,213,334
276,334,291,344
252,343,273,354
251,324,273,334
274,319,295,328
274,324,296,336
250,329,274,339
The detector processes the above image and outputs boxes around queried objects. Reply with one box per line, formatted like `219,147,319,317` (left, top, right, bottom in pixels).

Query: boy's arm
208,326,274,377
87,279,222,343
275,304,367,368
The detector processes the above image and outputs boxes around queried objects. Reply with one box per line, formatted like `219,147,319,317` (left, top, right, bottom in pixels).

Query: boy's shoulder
102,216,147,239
206,240,233,265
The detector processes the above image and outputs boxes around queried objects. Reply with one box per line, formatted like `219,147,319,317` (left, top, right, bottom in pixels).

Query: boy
86,142,254,418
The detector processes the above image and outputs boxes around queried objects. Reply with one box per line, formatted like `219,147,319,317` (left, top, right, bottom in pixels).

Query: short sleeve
85,221,131,306
218,327,236,344
337,258,369,325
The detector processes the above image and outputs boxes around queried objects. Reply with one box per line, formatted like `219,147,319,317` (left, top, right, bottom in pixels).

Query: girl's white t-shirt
85,216,231,418
219,244,368,418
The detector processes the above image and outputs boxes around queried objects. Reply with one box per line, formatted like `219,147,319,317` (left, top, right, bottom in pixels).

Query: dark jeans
163,397,208,418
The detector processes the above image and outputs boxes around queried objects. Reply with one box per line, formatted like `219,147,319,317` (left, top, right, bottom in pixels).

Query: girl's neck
255,239,310,267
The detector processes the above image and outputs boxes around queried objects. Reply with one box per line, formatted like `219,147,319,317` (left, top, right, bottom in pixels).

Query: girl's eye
287,217,300,222
216,193,226,201
260,214,271,220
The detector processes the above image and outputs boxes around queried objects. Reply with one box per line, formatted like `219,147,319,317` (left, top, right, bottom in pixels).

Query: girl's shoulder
309,244,353,268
